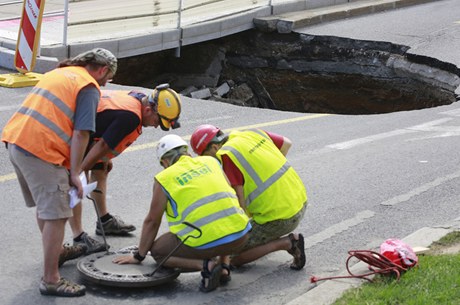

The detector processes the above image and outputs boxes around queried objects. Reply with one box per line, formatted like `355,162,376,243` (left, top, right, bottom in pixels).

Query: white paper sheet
69,172,98,208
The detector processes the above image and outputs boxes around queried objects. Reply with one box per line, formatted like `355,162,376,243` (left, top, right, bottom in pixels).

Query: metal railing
0,0,274,46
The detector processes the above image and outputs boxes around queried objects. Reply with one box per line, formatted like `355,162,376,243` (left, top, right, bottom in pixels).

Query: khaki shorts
8,144,73,220
242,202,307,251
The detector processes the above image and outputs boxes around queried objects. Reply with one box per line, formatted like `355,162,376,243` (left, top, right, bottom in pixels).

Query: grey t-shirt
74,85,99,132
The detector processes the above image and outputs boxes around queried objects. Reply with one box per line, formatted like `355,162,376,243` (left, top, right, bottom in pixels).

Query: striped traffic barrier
15,0,46,73
0,0,45,88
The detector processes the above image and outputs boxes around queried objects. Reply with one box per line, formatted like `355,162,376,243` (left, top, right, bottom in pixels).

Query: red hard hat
190,124,222,155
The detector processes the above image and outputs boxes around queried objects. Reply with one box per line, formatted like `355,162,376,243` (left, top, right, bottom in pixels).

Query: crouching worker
113,134,252,292
191,125,307,271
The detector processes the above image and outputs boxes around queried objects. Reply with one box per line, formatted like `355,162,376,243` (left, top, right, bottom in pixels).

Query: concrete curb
254,0,440,33
287,219,460,305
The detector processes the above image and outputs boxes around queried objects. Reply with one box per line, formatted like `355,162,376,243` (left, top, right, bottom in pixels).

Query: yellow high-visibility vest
155,155,251,249
217,129,307,224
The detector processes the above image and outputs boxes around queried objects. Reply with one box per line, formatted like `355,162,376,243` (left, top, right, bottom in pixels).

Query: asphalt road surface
0,1,459,304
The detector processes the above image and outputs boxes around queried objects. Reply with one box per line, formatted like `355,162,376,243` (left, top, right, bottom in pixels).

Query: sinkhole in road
116,30,460,114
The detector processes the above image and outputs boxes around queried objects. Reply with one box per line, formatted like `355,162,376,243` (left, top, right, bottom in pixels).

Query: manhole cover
77,249,180,288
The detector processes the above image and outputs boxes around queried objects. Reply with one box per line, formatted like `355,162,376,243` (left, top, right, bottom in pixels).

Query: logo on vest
175,164,213,186
248,138,266,154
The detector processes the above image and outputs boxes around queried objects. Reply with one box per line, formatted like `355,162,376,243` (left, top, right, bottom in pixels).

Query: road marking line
327,129,416,150
439,108,460,117
125,113,330,153
327,118,460,150
1,113,331,181
406,118,454,131
380,170,460,206
304,210,375,249
0,173,17,182
0,105,20,112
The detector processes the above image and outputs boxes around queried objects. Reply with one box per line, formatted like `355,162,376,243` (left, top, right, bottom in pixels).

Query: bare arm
70,130,91,197
137,181,167,256
81,139,112,171
234,185,250,216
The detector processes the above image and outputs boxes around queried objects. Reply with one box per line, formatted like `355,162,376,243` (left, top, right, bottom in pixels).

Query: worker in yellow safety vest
64,85,182,258
191,125,307,272
113,134,252,293
2,48,117,297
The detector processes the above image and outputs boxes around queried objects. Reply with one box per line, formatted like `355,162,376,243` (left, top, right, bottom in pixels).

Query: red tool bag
310,239,418,283
380,238,418,269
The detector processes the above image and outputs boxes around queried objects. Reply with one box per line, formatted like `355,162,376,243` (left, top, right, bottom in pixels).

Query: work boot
58,244,86,267
96,215,136,236
73,232,107,254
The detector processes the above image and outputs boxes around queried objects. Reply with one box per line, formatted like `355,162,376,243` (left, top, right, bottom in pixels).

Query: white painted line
327,129,416,150
185,115,233,124
406,118,456,132
380,170,460,206
326,118,460,150
304,210,375,249
439,108,460,117
0,105,19,112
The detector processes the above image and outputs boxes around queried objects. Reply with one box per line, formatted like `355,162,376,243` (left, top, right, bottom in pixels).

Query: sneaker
39,277,86,297
73,232,107,254
96,215,136,236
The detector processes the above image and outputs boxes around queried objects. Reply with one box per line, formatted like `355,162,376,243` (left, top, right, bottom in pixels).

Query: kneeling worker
113,134,252,292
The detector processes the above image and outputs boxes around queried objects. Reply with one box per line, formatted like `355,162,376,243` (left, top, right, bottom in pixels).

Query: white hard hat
156,134,188,161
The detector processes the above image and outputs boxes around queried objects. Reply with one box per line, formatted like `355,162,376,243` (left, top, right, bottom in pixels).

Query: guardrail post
63,0,68,47
175,0,183,57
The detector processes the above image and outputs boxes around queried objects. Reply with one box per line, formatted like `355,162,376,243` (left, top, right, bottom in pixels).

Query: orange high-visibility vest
96,90,143,161
1,66,100,168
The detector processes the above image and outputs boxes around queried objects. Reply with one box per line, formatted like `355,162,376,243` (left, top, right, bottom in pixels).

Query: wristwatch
133,251,145,262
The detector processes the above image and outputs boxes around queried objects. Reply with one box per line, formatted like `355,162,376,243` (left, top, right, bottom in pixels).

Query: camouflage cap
71,48,118,74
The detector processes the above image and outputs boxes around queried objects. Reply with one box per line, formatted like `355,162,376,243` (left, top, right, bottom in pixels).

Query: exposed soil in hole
115,30,460,114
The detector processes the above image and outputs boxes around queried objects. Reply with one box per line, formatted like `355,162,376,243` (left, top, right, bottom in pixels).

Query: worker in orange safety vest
65,85,182,257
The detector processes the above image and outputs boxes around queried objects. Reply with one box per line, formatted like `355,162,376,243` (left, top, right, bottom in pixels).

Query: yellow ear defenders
148,83,182,131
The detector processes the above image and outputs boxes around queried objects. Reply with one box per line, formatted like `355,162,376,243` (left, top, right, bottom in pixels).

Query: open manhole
115,30,460,114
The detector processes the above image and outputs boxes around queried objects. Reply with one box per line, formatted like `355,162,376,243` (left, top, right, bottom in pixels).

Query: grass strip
333,232,460,305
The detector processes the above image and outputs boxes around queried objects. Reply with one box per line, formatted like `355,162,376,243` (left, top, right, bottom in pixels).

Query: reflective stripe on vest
217,129,307,224
16,106,72,145
168,191,237,227
1,66,100,168
155,155,251,248
220,145,291,206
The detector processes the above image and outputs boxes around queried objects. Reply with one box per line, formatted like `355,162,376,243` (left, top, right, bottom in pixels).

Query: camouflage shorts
241,202,307,251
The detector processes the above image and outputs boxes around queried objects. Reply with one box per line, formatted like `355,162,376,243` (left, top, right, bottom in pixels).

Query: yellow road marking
1,113,331,181
0,172,17,182
126,113,330,152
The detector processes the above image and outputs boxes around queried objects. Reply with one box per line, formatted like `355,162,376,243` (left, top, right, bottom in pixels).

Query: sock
73,232,85,242
100,213,113,223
